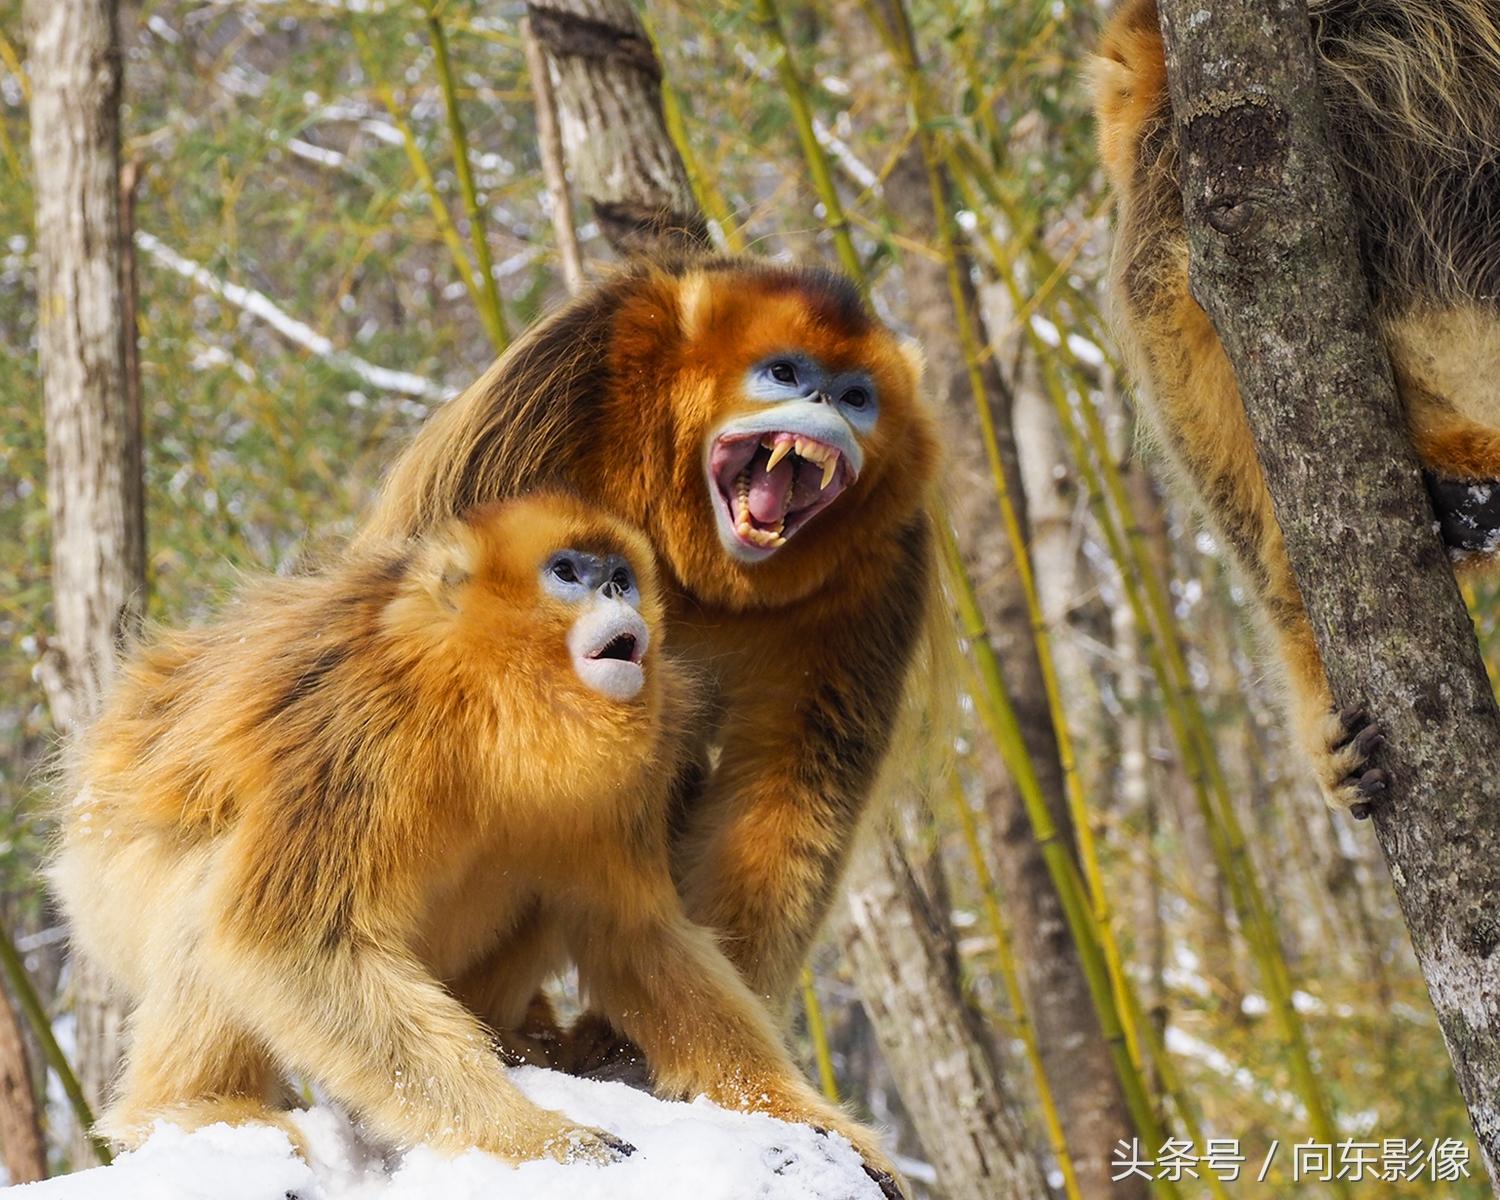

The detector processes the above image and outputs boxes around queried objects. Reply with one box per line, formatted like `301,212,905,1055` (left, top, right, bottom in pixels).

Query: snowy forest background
2,0,1498,1195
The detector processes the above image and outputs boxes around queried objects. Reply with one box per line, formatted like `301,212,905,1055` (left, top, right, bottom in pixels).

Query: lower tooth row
733,468,785,546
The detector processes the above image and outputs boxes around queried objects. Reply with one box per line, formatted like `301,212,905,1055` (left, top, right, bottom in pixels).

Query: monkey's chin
569,603,649,701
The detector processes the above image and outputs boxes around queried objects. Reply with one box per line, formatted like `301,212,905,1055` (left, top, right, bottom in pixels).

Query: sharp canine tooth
766,440,792,472
820,457,837,489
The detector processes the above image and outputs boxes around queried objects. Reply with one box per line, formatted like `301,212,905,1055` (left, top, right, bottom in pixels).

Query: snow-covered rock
11,1067,885,1200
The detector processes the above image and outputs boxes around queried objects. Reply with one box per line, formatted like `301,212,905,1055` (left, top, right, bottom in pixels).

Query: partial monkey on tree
358,255,943,1010
51,493,901,1189
1094,0,1500,811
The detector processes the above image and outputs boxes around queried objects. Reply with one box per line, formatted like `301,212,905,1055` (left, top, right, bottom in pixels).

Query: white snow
12,1068,885,1200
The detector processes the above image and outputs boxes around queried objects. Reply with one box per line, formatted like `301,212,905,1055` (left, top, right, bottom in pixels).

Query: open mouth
709,432,856,555
591,632,639,663
569,604,649,700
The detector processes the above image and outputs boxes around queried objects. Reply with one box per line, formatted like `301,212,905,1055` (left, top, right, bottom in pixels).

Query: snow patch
13,1068,884,1200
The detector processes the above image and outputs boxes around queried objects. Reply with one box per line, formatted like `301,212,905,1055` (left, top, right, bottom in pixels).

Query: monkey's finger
599,1132,637,1158
1349,724,1385,760
1348,769,1391,820
1335,705,1367,740
863,1163,907,1200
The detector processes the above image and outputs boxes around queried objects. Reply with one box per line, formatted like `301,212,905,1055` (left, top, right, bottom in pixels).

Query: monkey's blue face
542,550,649,700
705,354,874,563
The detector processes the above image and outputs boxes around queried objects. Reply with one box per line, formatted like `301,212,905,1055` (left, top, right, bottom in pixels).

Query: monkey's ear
421,521,479,615
676,271,714,343
1087,52,1132,104
897,337,925,388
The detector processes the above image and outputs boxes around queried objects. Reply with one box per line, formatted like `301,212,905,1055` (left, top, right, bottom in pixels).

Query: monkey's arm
449,916,570,1069
1115,234,1389,807
205,821,623,1163
570,876,901,1192
676,521,930,1004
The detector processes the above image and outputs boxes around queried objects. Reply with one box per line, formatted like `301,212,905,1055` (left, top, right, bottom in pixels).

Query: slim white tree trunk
26,0,144,1153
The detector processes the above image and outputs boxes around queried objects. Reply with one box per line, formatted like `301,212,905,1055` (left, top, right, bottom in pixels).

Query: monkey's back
1101,0,1500,315
52,553,434,989
67,555,420,839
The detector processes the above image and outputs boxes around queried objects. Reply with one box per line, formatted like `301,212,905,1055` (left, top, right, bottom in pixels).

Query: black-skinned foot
1315,705,1392,816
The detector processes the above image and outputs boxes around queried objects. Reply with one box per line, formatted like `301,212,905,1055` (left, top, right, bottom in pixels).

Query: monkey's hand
531,1116,636,1166
756,1084,908,1200
1309,705,1391,818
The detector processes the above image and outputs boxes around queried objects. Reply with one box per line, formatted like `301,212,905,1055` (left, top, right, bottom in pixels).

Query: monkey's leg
202,929,629,1164
450,916,567,1069
1121,265,1388,808
100,988,291,1150
675,521,930,1006
574,899,904,1198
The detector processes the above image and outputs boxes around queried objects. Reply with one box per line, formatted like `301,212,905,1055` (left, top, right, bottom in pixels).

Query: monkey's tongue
747,454,795,524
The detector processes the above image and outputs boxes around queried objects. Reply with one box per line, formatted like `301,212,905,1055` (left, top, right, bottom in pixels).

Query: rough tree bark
1157,0,1500,1180
529,8,1054,1191
26,0,145,1152
524,0,708,255
0,980,45,1183
841,830,1050,1200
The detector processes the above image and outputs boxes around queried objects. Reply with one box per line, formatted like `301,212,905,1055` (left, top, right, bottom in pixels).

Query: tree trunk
840,832,1050,1200
0,978,45,1184
522,17,586,294
25,0,144,1152
879,133,1142,1200
524,0,708,256
1158,0,1500,1180
1011,353,1093,736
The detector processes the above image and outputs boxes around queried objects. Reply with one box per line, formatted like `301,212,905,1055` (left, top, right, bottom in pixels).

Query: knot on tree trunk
528,5,662,81
1180,96,1286,241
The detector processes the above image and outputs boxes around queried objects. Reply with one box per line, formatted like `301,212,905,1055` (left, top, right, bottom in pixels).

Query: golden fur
1094,0,1500,808
51,494,894,1176
358,256,942,1003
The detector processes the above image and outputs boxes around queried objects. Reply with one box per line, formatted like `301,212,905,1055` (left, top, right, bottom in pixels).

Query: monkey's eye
768,361,799,386
551,558,580,584
841,386,871,410
610,567,633,592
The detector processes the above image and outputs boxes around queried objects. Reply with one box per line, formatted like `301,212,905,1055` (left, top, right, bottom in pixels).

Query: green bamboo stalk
351,24,495,347
871,0,1147,1078
799,967,840,1103
757,0,1168,1171
752,0,865,287
942,526,1176,1194
422,2,510,353
948,775,1081,1200
638,8,746,254
0,917,111,1165
1043,291,1343,1156
941,123,1347,1160
1047,319,1345,1159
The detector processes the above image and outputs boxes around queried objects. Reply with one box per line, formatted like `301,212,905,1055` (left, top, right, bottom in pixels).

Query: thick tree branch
525,0,708,256
1157,0,1500,1178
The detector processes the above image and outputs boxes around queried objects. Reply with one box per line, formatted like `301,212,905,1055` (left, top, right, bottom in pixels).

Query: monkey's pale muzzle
568,601,650,700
